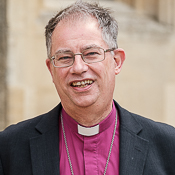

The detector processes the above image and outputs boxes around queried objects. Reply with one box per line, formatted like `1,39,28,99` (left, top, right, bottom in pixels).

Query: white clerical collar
61,101,117,137
78,124,99,136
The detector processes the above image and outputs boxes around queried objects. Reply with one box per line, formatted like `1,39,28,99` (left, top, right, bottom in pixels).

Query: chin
73,98,96,108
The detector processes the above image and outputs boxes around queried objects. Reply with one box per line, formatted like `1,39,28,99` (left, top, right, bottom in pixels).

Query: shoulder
114,100,175,143
0,104,61,145
127,111,175,152
0,114,44,150
0,104,61,174
126,108,175,142
132,112,175,140
130,112,175,171
115,101,175,169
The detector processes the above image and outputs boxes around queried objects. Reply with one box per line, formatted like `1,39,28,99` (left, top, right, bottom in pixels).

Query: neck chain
61,113,117,175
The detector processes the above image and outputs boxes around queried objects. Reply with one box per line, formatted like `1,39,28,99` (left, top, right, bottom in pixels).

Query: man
0,1,175,175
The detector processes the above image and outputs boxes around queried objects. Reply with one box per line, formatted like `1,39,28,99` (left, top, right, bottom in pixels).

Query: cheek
104,62,116,86
52,68,69,87
104,59,116,73
51,68,61,85
51,69,58,82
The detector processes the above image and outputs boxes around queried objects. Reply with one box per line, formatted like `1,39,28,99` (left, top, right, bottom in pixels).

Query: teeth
72,80,93,87
76,82,81,86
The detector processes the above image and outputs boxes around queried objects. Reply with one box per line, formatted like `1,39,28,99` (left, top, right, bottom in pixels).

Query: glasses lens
54,51,74,67
82,47,104,63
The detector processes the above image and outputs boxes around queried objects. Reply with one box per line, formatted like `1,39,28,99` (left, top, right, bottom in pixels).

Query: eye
85,51,100,56
55,52,73,61
57,56,73,61
83,48,102,57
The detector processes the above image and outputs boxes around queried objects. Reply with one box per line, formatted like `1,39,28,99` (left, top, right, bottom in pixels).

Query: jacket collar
30,104,62,175
30,101,149,175
114,101,149,175
35,104,62,134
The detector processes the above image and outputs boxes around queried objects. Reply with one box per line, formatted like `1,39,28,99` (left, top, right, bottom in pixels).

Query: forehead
51,17,107,53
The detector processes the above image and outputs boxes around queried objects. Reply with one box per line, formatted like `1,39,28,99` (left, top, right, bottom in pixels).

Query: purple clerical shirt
59,102,120,175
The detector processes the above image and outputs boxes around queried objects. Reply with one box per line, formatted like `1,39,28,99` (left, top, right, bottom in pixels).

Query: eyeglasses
50,47,116,68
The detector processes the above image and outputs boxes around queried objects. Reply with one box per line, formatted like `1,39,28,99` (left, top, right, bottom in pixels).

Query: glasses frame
50,47,116,68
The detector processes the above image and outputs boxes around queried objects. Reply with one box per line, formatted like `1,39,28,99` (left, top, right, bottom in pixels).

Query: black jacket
0,101,175,175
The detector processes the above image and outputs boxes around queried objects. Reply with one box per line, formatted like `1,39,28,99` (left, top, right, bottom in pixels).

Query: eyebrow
55,49,72,54
54,44,101,54
81,44,100,50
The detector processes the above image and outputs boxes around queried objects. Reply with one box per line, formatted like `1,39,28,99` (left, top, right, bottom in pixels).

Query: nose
70,54,88,74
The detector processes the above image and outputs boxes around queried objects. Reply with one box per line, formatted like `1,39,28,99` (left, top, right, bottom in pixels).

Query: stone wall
0,0,7,130
116,0,175,28
2,0,175,129
114,0,175,126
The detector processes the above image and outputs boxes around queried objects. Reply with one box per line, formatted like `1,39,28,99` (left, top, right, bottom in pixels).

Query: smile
71,80,94,88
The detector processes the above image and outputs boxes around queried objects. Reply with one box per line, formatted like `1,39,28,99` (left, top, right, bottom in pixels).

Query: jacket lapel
119,125,149,175
114,102,149,175
30,104,62,175
29,101,149,175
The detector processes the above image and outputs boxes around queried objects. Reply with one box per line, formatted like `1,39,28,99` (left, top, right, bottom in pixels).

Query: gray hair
45,0,118,58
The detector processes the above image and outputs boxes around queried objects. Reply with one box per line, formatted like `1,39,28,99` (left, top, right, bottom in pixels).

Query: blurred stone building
0,0,175,130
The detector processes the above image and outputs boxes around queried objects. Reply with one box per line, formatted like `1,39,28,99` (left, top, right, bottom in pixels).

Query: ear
46,58,54,79
113,48,125,75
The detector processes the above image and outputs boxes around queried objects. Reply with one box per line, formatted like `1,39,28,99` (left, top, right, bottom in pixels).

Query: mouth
71,80,94,88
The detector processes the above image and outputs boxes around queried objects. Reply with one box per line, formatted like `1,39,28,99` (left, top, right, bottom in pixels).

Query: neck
62,100,113,127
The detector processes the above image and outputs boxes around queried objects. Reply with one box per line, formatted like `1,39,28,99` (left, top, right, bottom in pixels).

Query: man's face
46,17,125,111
